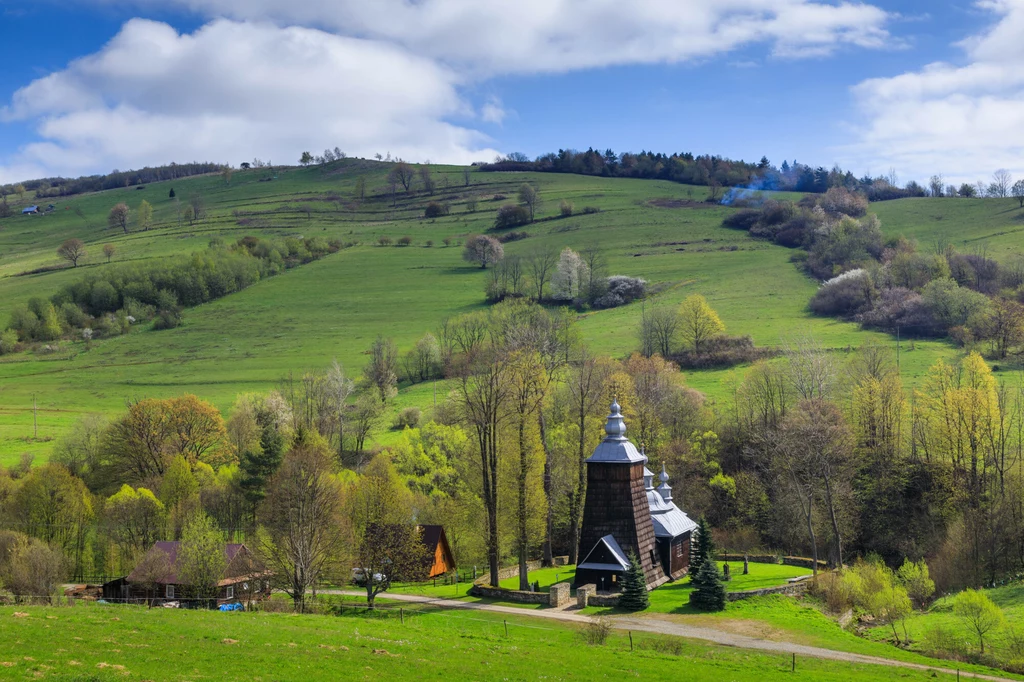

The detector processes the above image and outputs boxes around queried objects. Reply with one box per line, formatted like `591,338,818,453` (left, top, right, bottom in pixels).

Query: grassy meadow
0,602,1009,682
0,160,1008,465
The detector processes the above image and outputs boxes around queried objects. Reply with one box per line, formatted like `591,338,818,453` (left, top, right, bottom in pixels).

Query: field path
333,590,1017,682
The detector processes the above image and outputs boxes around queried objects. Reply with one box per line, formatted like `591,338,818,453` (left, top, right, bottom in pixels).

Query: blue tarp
218,602,243,612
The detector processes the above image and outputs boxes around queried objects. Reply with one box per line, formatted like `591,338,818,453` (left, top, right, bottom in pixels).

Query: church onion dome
656,462,673,503
585,400,646,464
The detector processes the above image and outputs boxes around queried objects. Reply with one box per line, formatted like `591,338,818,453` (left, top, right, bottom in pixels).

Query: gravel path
333,590,1018,682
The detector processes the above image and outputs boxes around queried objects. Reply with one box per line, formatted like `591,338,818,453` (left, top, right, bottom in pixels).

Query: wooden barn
575,401,696,592
103,541,270,606
418,525,455,578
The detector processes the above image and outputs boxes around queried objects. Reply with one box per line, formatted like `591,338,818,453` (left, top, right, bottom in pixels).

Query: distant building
574,401,696,592
103,541,270,606
418,525,456,578
21,206,38,215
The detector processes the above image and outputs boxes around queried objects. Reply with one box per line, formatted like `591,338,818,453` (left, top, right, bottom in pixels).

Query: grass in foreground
0,603,1001,681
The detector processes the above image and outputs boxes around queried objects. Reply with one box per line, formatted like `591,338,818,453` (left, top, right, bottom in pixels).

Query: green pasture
0,602,1006,681
0,161,1010,465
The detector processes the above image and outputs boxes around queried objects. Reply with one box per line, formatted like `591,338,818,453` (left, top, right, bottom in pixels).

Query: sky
0,0,1021,186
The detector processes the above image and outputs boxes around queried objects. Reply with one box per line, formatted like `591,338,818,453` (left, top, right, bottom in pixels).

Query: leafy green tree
678,294,724,353
688,556,726,611
39,302,63,341
518,183,540,221
105,485,166,565
177,512,226,603
137,199,153,231
300,151,313,166
897,558,935,608
953,588,1005,654
619,549,649,610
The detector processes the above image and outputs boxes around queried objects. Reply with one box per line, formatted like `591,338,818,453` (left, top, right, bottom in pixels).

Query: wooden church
575,400,697,592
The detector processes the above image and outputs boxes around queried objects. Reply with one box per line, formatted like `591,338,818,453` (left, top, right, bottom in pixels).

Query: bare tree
108,203,131,234
526,247,558,302
456,347,513,585
388,161,415,193
259,438,347,611
57,238,86,267
784,334,837,401
518,183,540,221
565,349,612,564
1013,179,1024,208
130,547,173,606
992,169,1013,198
463,167,471,187
189,193,206,222
361,336,398,404
639,304,680,358
929,175,944,197
419,165,435,195
103,243,116,263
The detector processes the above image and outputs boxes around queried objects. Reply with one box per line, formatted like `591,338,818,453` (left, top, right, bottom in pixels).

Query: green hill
0,161,989,465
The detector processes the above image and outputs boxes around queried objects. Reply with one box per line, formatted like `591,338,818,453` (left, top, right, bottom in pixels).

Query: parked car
351,568,386,586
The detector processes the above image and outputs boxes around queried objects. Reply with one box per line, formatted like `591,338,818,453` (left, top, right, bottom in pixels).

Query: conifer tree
688,558,726,611
689,516,716,580
619,550,649,611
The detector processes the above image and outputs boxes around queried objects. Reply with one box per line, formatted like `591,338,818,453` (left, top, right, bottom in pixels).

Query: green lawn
0,602,1004,681
0,162,1004,465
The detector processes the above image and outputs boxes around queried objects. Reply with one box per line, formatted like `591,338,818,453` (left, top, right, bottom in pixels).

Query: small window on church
611,574,617,584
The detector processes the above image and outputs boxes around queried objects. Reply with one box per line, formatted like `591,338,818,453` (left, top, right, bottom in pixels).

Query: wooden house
575,401,696,592
104,541,270,606
418,525,455,578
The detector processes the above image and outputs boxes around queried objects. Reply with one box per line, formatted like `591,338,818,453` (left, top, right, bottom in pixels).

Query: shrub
819,186,869,218
897,558,935,608
594,275,647,308
465,198,478,213
809,269,876,317
722,209,761,231
806,214,884,280
673,335,772,369
491,194,507,201
921,277,991,330
153,308,182,330
0,329,17,355
424,202,449,219
425,240,433,248
810,571,854,614
393,407,421,430
397,236,413,246
378,236,393,246
559,199,574,217
496,231,530,243
580,618,611,645
856,287,937,333
494,204,531,230
581,206,600,214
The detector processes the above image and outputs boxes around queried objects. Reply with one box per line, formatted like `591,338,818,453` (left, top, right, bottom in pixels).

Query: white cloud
2,1,898,180
843,0,1024,184
0,19,501,179
480,96,506,125
100,0,893,75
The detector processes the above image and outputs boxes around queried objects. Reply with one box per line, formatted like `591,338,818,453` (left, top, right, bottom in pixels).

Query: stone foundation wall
586,593,622,607
726,581,810,602
467,584,550,604
474,560,544,586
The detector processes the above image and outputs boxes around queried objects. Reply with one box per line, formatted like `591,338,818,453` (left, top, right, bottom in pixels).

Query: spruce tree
239,422,286,516
689,516,716,581
169,187,175,199
619,550,649,611
688,558,726,611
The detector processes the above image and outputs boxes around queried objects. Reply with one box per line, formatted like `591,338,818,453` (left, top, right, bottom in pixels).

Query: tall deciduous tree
362,336,398,405
137,199,153,231
177,512,226,602
388,161,415,193
350,455,427,607
518,183,540,221
105,484,166,565
102,243,116,263
259,433,347,611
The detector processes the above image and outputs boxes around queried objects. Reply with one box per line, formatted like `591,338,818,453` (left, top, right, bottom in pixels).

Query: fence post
504,620,508,637
400,607,404,625
629,631,633,652
791,653,795,672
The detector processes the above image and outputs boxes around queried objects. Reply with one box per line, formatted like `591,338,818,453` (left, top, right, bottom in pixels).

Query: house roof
578,534,631,572
126,542,248,585
21,206,37,213
586,400,646,464
418,525,445,550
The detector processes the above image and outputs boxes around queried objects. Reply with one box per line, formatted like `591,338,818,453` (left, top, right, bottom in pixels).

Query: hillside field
2,161,1013,465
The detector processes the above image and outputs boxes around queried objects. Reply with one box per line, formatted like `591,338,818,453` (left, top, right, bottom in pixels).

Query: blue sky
0,1,1020,185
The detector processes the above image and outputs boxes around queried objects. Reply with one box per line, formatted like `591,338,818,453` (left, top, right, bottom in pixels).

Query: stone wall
468,584,550,604
726,581,810,602
586,593,621,607
717,554,828,571
474,560,544,586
